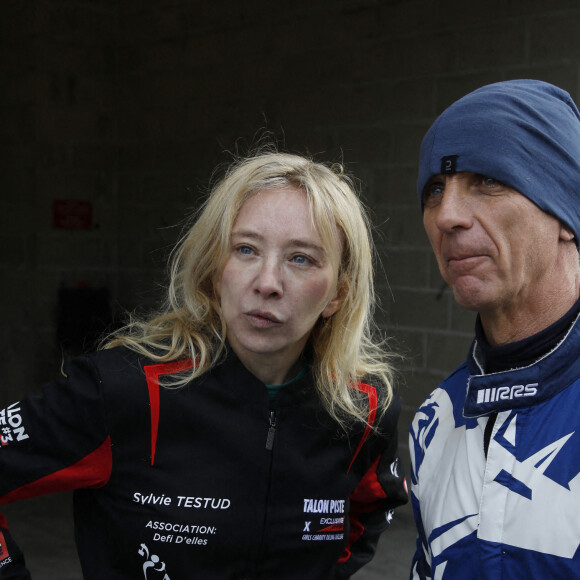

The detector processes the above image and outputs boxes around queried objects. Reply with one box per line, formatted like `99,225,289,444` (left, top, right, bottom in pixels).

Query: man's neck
481,298,576,346
476,297,580,373
481,262,580,347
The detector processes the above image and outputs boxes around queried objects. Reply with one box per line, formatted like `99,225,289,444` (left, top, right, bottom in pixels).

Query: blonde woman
0,152,407,579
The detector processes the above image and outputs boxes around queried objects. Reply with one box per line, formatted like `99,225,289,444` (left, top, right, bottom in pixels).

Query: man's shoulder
412,360,476,431
424,360,471,405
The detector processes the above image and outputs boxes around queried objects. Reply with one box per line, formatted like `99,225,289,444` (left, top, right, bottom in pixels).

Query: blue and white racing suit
410,315,580,579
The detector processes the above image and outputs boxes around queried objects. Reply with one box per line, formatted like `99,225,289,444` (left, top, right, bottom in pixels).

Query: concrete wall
3,0,580,444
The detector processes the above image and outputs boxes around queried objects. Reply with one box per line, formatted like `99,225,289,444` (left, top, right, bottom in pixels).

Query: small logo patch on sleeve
0,403,29,446
0,531,11,565
441,155,458,174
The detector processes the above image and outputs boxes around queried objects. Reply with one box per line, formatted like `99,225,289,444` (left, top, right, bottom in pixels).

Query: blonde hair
105,151,396,426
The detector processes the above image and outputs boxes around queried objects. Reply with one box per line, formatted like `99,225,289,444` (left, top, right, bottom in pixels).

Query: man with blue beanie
409,79,580,579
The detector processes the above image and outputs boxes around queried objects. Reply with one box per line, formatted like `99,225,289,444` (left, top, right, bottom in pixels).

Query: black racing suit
0,346,408,579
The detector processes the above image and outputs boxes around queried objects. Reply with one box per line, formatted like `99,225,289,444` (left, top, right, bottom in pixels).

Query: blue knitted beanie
417,79,580,241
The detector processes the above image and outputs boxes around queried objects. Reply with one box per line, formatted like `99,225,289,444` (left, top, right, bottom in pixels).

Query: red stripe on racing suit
143,359,195,466
0,436,112,504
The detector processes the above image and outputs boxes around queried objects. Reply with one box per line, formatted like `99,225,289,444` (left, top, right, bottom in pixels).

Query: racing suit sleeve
0,356,113,578
334,396,409,579
0,516,30,579
409,491,431,579
409,400,433,579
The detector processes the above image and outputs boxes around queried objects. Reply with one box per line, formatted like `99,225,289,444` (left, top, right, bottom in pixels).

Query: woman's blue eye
292,255,309,265
239,246,253,255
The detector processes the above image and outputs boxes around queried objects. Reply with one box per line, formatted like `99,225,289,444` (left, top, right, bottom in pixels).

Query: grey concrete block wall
2,0,580,436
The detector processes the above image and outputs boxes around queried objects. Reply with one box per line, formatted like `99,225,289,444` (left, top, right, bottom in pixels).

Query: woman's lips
245,310,282,328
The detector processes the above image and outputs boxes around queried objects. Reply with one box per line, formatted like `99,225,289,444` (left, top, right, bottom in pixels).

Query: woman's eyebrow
230,230,263,241
287,240,326,254
231,231,326,254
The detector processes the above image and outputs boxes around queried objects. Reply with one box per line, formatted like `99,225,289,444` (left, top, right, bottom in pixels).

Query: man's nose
434,178,473,232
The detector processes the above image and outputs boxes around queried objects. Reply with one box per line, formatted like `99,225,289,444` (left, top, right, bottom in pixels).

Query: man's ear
560,224,575,242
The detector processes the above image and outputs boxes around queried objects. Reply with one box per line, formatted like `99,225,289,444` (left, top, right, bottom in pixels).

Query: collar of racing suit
463,307,580,417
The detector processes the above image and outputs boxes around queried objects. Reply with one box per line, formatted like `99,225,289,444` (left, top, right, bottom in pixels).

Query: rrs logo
476,383,538,404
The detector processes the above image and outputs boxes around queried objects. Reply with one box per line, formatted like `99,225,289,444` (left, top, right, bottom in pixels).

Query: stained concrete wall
3,0,580,442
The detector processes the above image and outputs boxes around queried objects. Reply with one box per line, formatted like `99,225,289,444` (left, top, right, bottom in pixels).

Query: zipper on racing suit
249,410,277,578
266,410,277,451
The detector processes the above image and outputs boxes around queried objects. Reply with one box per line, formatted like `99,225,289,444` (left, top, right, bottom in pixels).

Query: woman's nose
254,260,283,297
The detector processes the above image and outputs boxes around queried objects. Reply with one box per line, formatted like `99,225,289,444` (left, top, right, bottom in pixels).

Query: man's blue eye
423,183,444,201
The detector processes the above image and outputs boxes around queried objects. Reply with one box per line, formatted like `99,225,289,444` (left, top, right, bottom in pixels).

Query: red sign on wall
52,199,93,230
